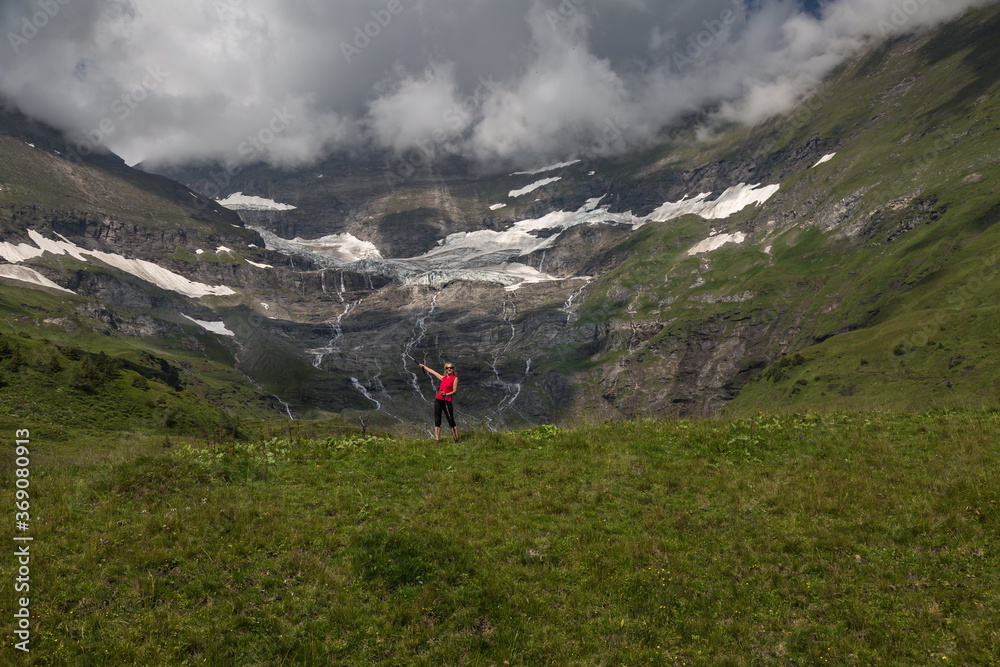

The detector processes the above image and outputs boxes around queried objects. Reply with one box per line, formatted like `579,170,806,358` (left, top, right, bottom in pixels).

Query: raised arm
418,363,443,380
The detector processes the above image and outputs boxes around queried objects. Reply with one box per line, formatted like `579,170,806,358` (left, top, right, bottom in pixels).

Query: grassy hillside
0,411,1000,666
2,411,998,664
0,288,283,431
559,3,1000,417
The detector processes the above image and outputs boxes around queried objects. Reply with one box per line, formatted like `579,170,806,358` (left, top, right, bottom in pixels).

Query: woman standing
418,362,459,441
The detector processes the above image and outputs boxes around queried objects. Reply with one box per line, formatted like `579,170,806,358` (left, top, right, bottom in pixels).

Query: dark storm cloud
1,0,994,169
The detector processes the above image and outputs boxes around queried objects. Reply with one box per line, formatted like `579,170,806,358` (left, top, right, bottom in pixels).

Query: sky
0,0,993,170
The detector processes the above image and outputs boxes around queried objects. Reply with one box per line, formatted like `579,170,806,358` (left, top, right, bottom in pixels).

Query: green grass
0,303,281,432
3,411,998,664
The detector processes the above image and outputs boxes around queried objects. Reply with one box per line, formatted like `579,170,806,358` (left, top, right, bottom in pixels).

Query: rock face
137,147,796,426
120,120,862,423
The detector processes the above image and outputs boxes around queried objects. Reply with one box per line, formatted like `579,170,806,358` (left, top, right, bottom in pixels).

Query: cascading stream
563,279,590,324
402,293,438,400
311,299,359,369
486,295,533,427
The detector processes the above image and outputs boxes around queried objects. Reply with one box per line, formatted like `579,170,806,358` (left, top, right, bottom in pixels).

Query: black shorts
434,398,455,428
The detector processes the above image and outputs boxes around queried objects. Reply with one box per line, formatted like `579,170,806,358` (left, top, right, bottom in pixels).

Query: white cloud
368,62,471,154
1,0,994,169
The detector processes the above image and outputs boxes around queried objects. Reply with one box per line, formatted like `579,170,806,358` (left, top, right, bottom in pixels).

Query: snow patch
0,231,235,298
245,259,273,269
687,232,746,255
489,203,507,211
511,160,580,176
217,192,297,211
0,265,75,294
183,315,235,337
647,183,780,222
812,153,837,168
509,177,561,198
0,239,45,264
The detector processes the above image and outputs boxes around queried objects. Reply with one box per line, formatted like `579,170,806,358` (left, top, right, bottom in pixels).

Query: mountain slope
0,106,300,427
4,3,1000,428
582,3,1000,416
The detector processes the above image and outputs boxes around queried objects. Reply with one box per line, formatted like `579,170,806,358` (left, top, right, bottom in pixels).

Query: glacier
252,182,780,290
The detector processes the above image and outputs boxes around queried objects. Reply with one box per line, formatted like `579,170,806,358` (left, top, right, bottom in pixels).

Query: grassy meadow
2,410,998,665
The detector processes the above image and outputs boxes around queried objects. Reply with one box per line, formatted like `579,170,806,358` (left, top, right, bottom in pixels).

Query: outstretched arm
418,364,443,380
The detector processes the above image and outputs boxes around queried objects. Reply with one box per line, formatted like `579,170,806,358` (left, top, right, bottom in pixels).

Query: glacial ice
252,182,780,289
252,228,382,263
217,192,297,211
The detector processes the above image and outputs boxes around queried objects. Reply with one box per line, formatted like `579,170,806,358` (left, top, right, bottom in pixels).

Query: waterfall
562,280,590,324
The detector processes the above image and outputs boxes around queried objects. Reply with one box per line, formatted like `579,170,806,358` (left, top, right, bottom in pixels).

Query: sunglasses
445,366,454,370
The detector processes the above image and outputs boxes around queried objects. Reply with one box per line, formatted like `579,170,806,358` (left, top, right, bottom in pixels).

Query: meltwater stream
311,299,360,369
402,293,438,401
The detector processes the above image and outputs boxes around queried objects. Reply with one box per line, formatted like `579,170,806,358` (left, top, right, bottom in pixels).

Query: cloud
468,2,634,165
0,0,995,169
368,62,470,155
